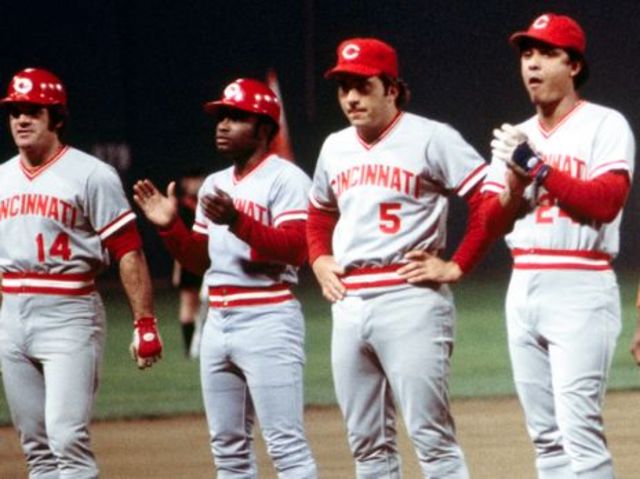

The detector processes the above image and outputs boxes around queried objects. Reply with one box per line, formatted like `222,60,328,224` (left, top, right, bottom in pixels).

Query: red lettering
25,194,37,215
256,204,268,224
0,199,8,220
339,170,351,195
389,168,401,192
363,164,377,185
47,197,60,221
9,195,20,216
36,196,48,216
377,165,390,187
402,170,413,195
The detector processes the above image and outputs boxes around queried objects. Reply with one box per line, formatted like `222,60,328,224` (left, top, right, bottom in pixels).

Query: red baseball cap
510,13,586,55
324,38,398,79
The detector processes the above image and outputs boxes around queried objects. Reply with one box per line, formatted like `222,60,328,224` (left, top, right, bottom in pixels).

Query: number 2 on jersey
36,233,72,262
379,202,401,234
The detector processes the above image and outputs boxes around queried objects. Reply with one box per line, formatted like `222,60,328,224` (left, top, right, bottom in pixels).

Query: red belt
1,272,96,295
208,283,294,308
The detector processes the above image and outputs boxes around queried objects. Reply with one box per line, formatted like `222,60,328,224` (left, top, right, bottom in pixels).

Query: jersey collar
19,145,69,181
537,100,586,138
356,111,404,151
232,152,274,185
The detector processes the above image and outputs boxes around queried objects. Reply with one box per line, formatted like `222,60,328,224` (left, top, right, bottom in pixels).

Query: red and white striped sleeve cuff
455,163,488,197
97,210,137,240
273,209,308,227
308,193,338,212
480,180,505,194
192,220,208,235
589,160,631,179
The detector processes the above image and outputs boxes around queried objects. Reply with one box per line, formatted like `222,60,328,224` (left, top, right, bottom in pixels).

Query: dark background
1,0,639,278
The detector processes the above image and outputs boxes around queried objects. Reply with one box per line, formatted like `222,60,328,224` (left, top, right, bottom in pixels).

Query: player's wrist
157,216,179,232
134,316,157,327
512,141,549,183
447,260,465,281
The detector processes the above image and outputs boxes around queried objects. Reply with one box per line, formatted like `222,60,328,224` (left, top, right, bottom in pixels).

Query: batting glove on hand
130,317,163,369
491,124,549,183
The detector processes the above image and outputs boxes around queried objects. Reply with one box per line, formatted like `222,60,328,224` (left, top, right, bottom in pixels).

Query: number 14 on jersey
36,232,72,262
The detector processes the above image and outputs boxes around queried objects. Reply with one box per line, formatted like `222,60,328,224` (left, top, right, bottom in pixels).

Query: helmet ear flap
1,68,67,108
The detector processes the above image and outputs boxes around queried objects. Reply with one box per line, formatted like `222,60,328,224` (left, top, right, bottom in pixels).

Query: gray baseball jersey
482,101,635,477
194,154,309,289
483,101,634,266
310,112,486,289
0,146,136,477
310,112,485,477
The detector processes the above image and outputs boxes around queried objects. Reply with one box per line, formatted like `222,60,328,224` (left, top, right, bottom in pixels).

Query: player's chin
346,114,368,125
215,138,234,151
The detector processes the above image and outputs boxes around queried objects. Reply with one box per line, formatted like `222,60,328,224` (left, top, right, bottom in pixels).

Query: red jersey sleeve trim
308,193,338,212
589,160,631,180
97,210,137,240
480,180,505,194
193,220,208,235
455,163,488,197
273,209,309,226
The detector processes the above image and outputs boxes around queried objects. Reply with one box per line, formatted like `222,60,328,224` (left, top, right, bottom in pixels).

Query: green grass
0,272,639,424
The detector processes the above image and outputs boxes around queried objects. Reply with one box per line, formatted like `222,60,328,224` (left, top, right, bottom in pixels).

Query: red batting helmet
204,78,280,124
0,68,67,107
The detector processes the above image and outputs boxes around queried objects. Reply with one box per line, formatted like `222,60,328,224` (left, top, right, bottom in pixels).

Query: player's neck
356,108,401,144
232,144,270,180
536,92,581,130
19,139,64,170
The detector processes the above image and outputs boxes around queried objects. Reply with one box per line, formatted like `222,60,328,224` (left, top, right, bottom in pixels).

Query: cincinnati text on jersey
542,154,586,178
330,164,422,199
233,198,269,224
0,193,78,228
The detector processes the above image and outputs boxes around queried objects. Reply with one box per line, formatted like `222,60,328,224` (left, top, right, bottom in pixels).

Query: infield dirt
1,391,639,478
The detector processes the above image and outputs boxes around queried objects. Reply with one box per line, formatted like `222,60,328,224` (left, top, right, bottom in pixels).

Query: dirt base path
1,391,639,478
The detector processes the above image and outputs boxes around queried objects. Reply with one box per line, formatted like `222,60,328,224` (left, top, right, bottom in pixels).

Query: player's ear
569,58,582,78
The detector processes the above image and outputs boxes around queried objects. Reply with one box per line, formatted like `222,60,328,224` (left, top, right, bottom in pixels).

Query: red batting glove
130,317,163,369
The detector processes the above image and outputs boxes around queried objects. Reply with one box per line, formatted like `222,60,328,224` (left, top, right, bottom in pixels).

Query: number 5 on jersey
379,202,401,234
36,232,72,262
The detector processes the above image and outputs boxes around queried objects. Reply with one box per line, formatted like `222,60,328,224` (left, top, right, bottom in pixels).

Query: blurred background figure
172,168,207,357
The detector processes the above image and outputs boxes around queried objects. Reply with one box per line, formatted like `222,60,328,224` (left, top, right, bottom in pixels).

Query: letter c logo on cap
342,43,361,60
532,14,550,30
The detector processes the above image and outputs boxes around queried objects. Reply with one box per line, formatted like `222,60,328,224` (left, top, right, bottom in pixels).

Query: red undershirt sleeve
541,169,629,223
229,213,308,267
451,184,498,274
481,192,522,237
157,218,209,275
103,221,143,261
306,204,339,265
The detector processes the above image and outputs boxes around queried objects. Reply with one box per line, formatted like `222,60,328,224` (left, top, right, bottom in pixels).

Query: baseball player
133,78,317,478
481,14,635,478
0,67,163,478
308,38,492,478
